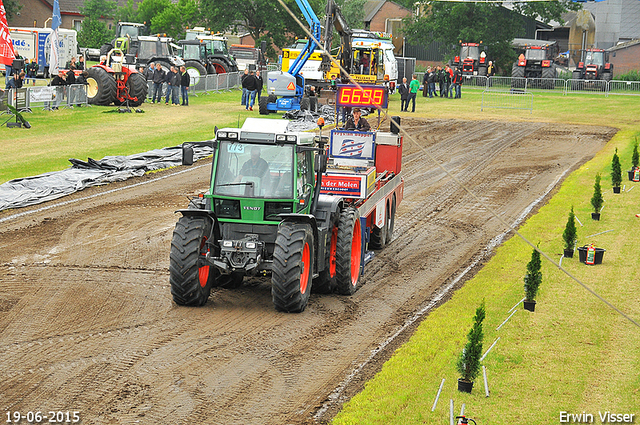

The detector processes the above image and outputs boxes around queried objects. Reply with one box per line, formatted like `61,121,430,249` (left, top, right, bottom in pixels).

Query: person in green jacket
408,74,420,112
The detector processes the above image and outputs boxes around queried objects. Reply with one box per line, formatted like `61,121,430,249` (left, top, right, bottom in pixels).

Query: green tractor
170,118,403,312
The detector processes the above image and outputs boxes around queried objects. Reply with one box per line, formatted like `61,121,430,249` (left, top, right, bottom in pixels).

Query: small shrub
617,70,640,82
632,138,639,169
562,206,577,251
457,301,485,383
524,247,542,301
611,148,622,188
591,174,603,213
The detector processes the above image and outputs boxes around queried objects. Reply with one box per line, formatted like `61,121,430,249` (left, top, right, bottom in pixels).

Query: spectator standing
436,65,444,96
77,56,85,70
165,66,180,106
427,67,436,98
443,64,452,98
243,70,258,111
66,66,76,106
451,67,463,99
180,65,190,106
398,77,409,112
487,60,495,87
408,74,420,112
65,57,77,70
49,70,67,109
75,70,88,106
145,62,155,80
151,63,165,104
26,59,38,85
255,70,263,102
422,69,429,97
240,68,249,106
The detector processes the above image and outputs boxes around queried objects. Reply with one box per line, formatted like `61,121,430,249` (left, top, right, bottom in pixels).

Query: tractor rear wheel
313,225,337,294
541,66,556,89
259,96,269,115
115,72,148,106
335,208,362,295
511,63,525,89
211,59,229,74
86,67,117,106
185,60,206,86
300,96,310,111
272,222,314,312
169,216,214,306
100,43,113,57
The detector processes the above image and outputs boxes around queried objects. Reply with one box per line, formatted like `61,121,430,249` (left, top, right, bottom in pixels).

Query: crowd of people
240,68,264,111
143,62,191,106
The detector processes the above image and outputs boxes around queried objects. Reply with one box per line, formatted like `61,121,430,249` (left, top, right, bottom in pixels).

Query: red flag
0,0,16,66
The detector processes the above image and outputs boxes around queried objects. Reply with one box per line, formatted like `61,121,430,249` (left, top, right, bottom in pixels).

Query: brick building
607,39,640,74
8,0,84,30
362,0,411,55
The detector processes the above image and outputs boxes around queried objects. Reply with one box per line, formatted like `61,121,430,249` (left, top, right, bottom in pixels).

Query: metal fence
481,89,533,114
473,77,639,97
146,71,266,99
4,85,88,111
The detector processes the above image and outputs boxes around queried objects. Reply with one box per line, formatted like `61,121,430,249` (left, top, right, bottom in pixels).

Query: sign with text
336,84,388,108
330,130,375,160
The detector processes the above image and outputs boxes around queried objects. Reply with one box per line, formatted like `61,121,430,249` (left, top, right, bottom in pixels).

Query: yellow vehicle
324,41,388,85
281,39,325,81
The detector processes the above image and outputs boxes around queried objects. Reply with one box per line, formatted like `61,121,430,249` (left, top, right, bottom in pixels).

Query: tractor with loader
170,93,404,312
86,49,148,107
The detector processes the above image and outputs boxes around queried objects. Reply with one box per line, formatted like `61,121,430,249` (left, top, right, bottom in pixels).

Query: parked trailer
170,110,403,312
10,27,78,77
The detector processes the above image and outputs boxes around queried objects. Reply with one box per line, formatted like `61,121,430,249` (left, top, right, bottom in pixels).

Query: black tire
259,96,269,115
309,96,318,113
299,96,310,111
100,43,113,57
541,66,556,89
185,60,206,86
169,216,214,306
268,94,277,103
115,72,148,106
86,67,117,106
272,222,314,313
511,63,525,89
335,208,362,295
571,71,582,90
211,59,229,74
313,225,338,294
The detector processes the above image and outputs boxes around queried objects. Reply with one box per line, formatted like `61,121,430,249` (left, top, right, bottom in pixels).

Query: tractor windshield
213,142,294,199
525,48,546,61
585,51,604,66
181,44,204,60
210,40,230,56
460,46,479,60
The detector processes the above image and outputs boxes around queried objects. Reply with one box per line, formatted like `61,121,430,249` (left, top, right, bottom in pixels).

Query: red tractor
86,50,148,107
572,49,613,82
511,41,558,89
451,42,489,77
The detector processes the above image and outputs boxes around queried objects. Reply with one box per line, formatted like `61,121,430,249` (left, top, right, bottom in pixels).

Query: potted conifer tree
611,148,622,193
523,247,542,312
630,139,639,181
591,174,603,220
457,301,485,393
562,207,577,258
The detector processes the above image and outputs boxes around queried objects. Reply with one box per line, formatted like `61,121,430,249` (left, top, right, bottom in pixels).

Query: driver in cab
236,146,270,181
343,107,371,132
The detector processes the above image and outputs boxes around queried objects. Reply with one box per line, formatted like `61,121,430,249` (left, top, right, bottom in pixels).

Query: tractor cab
574,48,613,81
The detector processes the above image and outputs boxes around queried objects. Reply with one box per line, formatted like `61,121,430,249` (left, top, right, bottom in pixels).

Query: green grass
332,100,640,423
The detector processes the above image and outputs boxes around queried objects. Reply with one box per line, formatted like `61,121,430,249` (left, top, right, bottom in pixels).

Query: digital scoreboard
336,84,388,109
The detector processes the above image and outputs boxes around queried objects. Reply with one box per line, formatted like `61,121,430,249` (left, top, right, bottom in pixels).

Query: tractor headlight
245,242,256,249
217,131,228,139
227,132,238,140
223,240,233,247
276,134,287,142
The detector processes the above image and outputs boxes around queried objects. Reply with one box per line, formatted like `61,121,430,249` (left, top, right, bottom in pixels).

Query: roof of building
607,38,640,51
363,0,411,24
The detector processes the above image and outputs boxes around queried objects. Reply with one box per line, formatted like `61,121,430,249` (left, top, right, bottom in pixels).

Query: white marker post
483,365,490,397
432,378,445,411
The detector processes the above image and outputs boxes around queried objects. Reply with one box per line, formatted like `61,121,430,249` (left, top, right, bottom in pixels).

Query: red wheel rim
213,64,227,74
198,236,209,288
300,242,310,294
350,219,362,286
329,227,338,278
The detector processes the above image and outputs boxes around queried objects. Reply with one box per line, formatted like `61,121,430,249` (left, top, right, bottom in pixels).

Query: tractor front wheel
86,67,117,106
185,60,206,86
169,216,214,306
211,59,229,74
335,208,362,295
272,222,314,312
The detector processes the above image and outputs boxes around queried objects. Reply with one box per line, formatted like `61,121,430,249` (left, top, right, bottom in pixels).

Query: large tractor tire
300,96,310,111
478,66,487,77
86,67,117,106
259,96,269,115
511,63,525,89
335,207,362,295
100,42,113,57
185,60,206,86
115,72,148,106
313,225,338,294
211,59,229,74
571,70,583,90
271,222,315,313
169,216,215,307
541,65,556,89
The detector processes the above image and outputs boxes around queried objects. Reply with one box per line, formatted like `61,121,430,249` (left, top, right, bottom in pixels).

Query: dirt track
0,119,615,424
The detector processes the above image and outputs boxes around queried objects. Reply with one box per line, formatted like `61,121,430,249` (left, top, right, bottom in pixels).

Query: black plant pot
577,245,606,264
563,248,574,258
523,300,536,312
591,212,601,221
613,187,621,194
457,379,474,393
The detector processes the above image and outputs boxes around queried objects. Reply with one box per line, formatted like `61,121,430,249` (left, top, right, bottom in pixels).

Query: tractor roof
216,119,314,146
